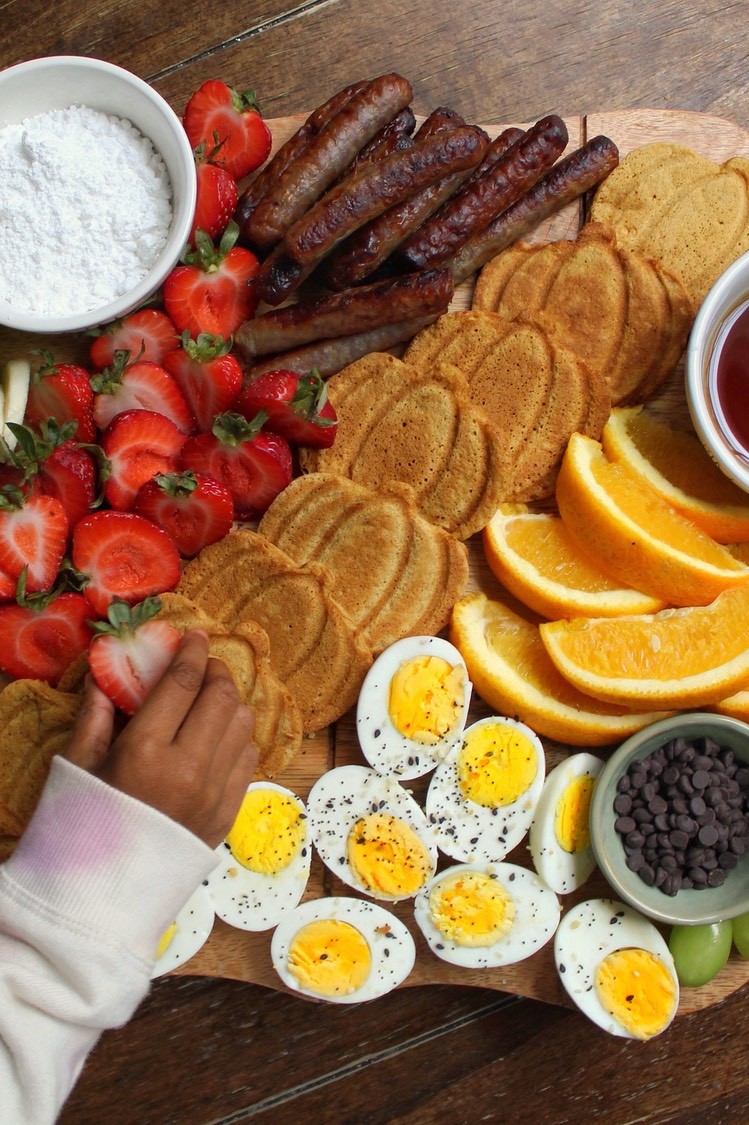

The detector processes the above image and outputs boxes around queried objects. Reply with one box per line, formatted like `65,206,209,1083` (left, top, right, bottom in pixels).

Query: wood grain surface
3,1,749,1122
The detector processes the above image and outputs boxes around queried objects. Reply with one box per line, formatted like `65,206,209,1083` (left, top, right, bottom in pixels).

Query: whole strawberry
190,140,239,246
133,470,234,558
236,368,337,448
179,411,292,520
88,597,181,715
25,350,96,443
163,222,260,339
91,350,194,434
0,571,95,685
89,309,178,371
162,331,243,432
182,80,272,180
3,419,99,530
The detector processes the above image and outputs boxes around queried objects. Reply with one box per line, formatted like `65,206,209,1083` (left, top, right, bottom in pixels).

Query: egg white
356,635,472,779
413,861,560,968
554,898,679,1038
426,716,546,864
271,895,416,1003
306,764,437,901
205,781,312,932
151,882,214,979
528,753,604,895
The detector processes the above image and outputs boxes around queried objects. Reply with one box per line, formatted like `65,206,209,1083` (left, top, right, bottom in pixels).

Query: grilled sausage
236,269,454,358
340,106,417,175
448,135,620,284
246,73,413,250
253,244,316,307
395,114,569,270
246,317,440,379
283,125,489,268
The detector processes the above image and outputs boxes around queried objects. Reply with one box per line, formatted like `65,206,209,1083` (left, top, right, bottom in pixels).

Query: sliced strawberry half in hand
133,470,234,558
236,368,338,448
3,419,99,530
191,141,239,246
163,222,260,340
24,350,96,443
180,411,292,520
89,309,178,371
0,571,95,685
182,79,272,180
91,351,194,435
101,409,186,512
0,486,68,593
162,331,243,432
88,597,181,715
71,510,182,618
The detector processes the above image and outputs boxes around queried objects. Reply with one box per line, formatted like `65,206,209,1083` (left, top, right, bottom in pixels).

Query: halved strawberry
182,79,272,181
91,352,194,434
0,572,95,685
89,309,179,371
179,411,292,520
133,470,234,558
3,420,99,529
236,368,338,448
162,332,243,432
88,597,181,715
0,487,68,593
101,409,186,511
163,222,260,339
71,510,182,618
24,350,96,443
191,141,239,246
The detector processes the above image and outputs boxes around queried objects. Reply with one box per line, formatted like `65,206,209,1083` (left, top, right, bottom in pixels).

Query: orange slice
539,584,749,709
483,503,665,619
711,689,749,722
556,431,749,606
449,591,671,746
602,406,749,543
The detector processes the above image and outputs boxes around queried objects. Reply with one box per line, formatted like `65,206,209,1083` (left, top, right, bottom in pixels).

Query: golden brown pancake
258,474,469,652
177,530,373,732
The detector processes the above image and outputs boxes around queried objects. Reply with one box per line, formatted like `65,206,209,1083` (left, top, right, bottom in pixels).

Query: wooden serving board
3,108,749,1018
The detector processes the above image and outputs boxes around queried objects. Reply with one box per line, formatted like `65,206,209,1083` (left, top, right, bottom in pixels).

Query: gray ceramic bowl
0,55,196,334
589,713,749,926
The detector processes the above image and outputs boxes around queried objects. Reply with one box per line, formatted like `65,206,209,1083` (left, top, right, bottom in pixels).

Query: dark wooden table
4,2,749,1120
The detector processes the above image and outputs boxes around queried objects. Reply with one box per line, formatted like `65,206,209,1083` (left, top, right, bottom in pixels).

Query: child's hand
65,631,258,846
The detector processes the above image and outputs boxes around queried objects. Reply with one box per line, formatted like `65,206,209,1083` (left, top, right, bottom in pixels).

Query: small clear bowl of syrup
687,250,749,493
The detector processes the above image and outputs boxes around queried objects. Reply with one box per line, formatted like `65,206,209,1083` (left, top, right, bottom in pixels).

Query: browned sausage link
342,106,417,175
324,125,517,290
414,106,467,138
283,125,489,268
246,317,440,380
253,244,316,307
396,114,569,271
449,135,620,285
234,80,370,236
247,73,413,250
236,269,454,359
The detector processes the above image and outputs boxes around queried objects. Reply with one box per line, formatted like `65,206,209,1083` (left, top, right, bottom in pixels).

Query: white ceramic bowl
0,55,196,334
686,249,749,493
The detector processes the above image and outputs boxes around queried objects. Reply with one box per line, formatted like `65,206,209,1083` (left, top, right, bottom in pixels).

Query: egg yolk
428,870,515,947
594,948,677,1040
346,812,432,898
555,775,595,853
156,921,177,960
287,919,371,997
388,656,465,745
226,788,306,875
457,723,538,808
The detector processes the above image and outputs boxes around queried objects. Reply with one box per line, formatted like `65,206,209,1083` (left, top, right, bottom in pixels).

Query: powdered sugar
0,104,173,318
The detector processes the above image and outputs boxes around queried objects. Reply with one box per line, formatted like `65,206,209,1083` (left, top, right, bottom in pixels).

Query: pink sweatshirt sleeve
0,756,220,1125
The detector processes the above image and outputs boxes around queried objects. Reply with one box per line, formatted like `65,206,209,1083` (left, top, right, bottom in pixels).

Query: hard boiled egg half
426,716,545,863
555,898,679,1039
356,635,472,779
151,882,214,978
529,752,604,894
206,781,311,931
307,764,437,902
271,896,416,1003
414,861,560,968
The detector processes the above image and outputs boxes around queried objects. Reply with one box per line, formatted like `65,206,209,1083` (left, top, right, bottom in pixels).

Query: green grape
732,911,749,958
668,920,733,987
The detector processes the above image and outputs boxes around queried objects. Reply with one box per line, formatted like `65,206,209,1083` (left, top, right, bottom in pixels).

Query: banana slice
0,359,31,453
